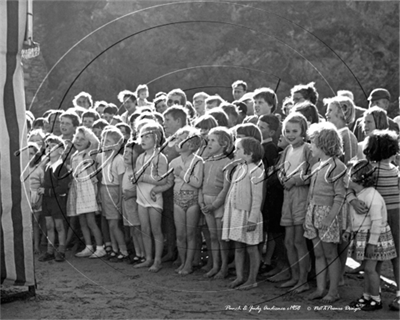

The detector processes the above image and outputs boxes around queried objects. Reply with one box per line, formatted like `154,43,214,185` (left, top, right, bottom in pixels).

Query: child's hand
247,221,257,232
203,204,214,213
283,178,295,190
131,171,142,183
342,231,351,243
123,190,135,200
174,166,183,176
150,187,157,202
366,244,377,257
321,216,333,229
350,199,368,215
37,187,44,195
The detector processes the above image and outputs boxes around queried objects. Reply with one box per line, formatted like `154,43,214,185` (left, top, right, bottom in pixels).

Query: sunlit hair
45,134,65,150
193,114,218,131
221,103,239,123
348,159,376,188
73,91,93,108
337,89,354,101
253,87,278,113
117,90,137,103
116,122,132,137
167,88,187,106
258,114,280,132
94,100,108,110
61,110,81,127
101,127,124,147
323,96,355,125
205,95,225,107
125,140,145,157
103,104,118,115
291,82,319,104
232,80,247,91
243,115,258,125
293,100,319,124
308,122,343,157
238,137,264,163
175,126,202,151
28,142,42,168
282,112,308,139
82,110,100,121
74,126,100,152
193,92,209,100
92,119,109,130
233,123,262,142
135,84,149,97
154,94,167,105
208,126,234,155
363,106,389,130
363,129,399,162
28,129,46,143
138,120,165,148
163,105,188,126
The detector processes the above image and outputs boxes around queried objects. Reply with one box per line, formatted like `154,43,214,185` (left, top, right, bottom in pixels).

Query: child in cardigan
38,135,71,262
363,129,400,311
199,127,233,279
222,137,264,289
344,159,397,311
68,126,105,259
304,122,347,302
170,126,204,275
133,121,168,272
277,112,317,293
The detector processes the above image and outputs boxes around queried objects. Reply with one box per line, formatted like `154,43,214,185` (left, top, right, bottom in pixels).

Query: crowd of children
24,82,400,312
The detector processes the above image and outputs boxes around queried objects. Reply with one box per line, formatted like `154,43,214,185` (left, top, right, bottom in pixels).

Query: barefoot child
97,127,128,261
345,159,397,311
277,112,317,293
122,140,145,263
133,121,168,272
304,122,346,302
38,135,71,262
68,126,106,259
199,127,232,278
170,126,204,275
222,137,264,289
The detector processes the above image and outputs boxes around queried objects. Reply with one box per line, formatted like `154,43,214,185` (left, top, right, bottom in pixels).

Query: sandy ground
1,249,399,320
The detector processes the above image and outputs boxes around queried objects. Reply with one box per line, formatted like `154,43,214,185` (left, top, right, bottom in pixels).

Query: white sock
96,246,103,251
371,294,381,302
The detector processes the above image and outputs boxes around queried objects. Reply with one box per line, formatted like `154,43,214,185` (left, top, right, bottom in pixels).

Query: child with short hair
118,90,137,124
122,140,145,263
193,114,218,159
136,84,152,107
199,127,233,278
133,121,168,272
222,137,264,289
68,126,106,259
38,135,71,262
170,126,204,275
102,104,118,123
345,159,397,311
81,110,100,129
277,112,317,292
97,128,128,261
304,122,346,302
363,130,400,311
253,87,278,117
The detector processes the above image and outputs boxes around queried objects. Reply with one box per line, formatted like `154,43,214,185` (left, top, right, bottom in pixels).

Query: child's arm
291,144,318,187
140,154,168,186
178,158,204,189
150,168,174,200
248,168,264,227
210,171,231,210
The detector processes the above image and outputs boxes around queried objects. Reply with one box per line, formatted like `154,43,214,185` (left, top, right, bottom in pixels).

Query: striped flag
0,0,35,286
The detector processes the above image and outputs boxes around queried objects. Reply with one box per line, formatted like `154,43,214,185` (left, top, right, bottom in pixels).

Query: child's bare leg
321,241,340,302
181,205,200,275
132,226,145,257
148,207,163,272
364,259,379,296
65,216,78,247
108,219,128,255
33,211,41,253
54,218,66,253
237,244,260,290
200,225,213,271
264,234,275,267
308,238,326,300
279,226,299,287
338,235,348,286
78,214,92,247
86,212,103,247
228,242,245,288
291,225,310,293
215,218,229,279
45,217,55,254
174,204,187,272
135,206,153,268
204,213,220,277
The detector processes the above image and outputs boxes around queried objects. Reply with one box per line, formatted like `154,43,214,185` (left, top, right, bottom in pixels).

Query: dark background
23,0,399,117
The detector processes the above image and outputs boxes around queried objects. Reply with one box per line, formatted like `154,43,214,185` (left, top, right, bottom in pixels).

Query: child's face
46,142,62,159
175,133,190,154
234,139,252,163
102,135,119,151
82,117,95,129
73,132,90,152
257,120,274,140
123,147,138,167
363,114,376,136
77,96,90,109
138,90,148,100
193,97,206,116
28,147,37,161
284,121,303,148
28,134,44,149
124,98,136,113
92,127,102,140
325,103,342,127
310,139,324,159
233,86,245,101
140,132,156,151
207,133,224,156
155,101,168,114
254,98,273,116
60,116,76,137
102,113,113,123
292,92,305,105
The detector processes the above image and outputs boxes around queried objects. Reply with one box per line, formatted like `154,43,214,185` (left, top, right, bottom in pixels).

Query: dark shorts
42,196,67,220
